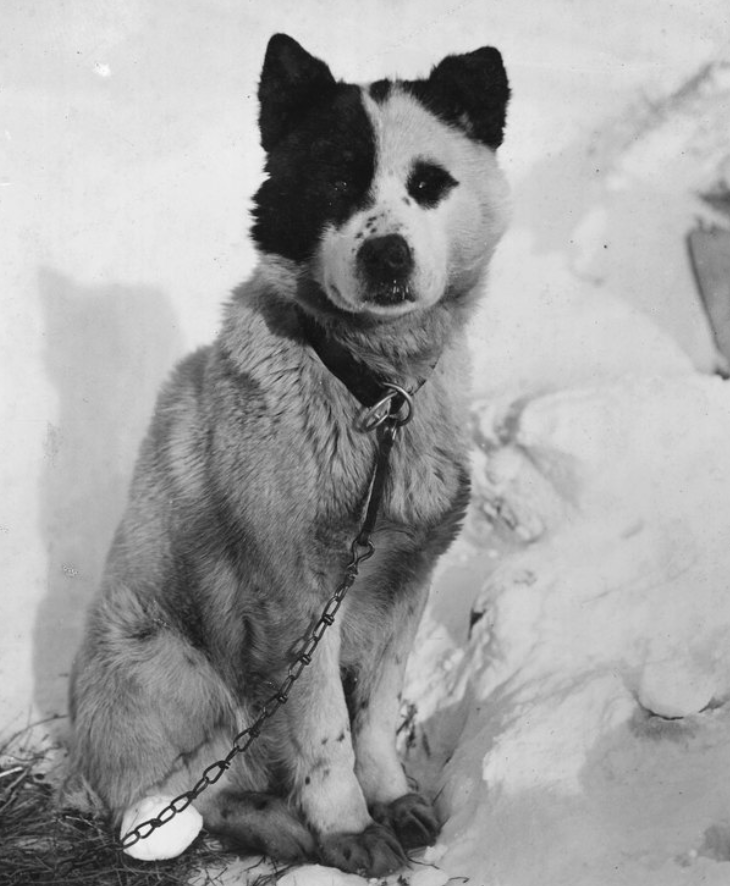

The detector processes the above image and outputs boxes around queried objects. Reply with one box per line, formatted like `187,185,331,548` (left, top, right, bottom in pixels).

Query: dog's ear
258,34,337,152
423,47,510,149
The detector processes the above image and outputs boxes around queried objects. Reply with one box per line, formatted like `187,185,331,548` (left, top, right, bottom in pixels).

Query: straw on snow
0,729,289,886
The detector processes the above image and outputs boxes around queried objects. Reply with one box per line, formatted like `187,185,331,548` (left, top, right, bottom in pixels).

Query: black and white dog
70,34,510,878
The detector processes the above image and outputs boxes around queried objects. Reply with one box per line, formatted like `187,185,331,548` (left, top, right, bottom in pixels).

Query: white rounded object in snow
120,794,203,861
638,659,716,720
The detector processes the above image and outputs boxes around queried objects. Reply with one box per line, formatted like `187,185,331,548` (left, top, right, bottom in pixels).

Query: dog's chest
300,361,471,538
381,423,466,529
319,399,469,547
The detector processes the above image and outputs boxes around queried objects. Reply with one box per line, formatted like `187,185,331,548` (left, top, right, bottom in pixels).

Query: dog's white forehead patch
361,87,482,186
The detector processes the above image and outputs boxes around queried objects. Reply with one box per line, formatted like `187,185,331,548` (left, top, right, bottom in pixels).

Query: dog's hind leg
201,789,315,862
70,585,257,856
148,722,316,863
120,735,316,863
71,583,316,863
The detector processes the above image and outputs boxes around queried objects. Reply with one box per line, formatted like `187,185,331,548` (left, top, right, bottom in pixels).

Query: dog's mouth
364,279,416,307
326,281,417,317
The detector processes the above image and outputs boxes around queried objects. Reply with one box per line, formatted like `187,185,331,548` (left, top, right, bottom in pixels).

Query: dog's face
252,35,510,321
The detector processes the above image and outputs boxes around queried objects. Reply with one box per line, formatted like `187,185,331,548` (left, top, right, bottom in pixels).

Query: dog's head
252,34,510,322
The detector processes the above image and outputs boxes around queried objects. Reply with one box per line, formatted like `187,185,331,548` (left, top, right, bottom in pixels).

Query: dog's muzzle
357,234,415,306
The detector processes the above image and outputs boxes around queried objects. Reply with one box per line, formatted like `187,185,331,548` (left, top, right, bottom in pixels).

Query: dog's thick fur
69,34,510,877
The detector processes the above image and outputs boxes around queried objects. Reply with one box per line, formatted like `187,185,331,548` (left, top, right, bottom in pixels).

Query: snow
3,1,730,885
408,376,730,885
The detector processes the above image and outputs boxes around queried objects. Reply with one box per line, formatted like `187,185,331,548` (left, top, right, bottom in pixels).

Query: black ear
258,34,337,152
422,47,510,148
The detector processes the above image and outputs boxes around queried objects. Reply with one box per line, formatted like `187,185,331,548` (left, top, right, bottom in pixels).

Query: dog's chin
325,281,427,320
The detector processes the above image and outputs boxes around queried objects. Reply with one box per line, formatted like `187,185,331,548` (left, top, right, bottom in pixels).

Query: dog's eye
407,161,458,208
331,178,352,195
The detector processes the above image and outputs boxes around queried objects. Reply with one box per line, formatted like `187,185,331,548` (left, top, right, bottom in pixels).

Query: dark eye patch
252,84,376,262
406,160,458,208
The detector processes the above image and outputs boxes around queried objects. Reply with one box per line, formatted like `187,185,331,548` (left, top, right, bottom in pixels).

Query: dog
69,33,510,877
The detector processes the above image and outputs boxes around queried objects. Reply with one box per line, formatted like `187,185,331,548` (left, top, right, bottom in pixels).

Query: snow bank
469,241,695,402
470,60,730,402
400,375,730,886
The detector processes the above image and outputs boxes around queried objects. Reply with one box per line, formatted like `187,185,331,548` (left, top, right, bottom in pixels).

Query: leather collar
296,306,448,411
298,309,400,407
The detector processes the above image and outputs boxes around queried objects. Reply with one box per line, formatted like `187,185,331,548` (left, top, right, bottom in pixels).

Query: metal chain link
120,387,413,851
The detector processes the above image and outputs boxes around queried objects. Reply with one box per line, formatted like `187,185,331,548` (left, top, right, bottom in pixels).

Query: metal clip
360,384,414,432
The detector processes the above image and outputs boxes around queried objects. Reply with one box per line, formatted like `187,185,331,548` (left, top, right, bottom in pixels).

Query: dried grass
0,721,284,886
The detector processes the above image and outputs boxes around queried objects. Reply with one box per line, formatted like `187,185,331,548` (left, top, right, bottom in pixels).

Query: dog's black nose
357,234,414,284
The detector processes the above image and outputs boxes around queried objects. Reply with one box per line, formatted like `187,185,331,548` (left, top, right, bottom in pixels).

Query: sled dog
70,33,510,877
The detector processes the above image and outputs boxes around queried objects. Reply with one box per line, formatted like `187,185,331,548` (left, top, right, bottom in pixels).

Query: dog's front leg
351,584,441,850
283,617,406,876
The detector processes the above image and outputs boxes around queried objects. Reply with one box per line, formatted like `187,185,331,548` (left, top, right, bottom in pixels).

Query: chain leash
119,384,414,852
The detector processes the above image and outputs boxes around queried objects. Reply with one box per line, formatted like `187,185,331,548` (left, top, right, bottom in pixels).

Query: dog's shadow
34,269,184,734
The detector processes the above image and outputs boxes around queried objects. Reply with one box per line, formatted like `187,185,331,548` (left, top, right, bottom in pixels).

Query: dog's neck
296,307,438,407
296,273,480,386
231,266,478,406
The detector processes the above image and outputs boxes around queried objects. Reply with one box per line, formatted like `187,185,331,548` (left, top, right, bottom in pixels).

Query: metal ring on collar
360,384,414,432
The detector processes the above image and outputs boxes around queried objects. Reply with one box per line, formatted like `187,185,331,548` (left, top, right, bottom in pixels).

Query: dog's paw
371,793,440,850
207,791,316,863
237,798,315,863
318,823,408,876
256,816,316,863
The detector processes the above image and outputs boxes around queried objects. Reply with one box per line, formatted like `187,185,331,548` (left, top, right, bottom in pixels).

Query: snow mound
405,375,730,886
469,245,695,402
468,59,730,400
